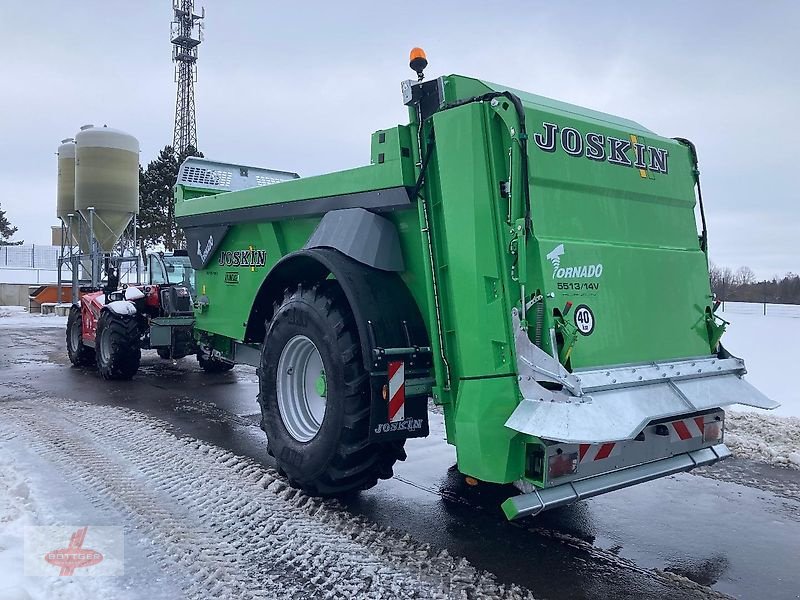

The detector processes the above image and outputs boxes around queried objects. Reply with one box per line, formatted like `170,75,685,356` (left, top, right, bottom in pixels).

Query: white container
74,125,139,252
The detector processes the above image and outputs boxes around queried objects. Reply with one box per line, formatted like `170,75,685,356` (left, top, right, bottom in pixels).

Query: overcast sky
0,1,797,277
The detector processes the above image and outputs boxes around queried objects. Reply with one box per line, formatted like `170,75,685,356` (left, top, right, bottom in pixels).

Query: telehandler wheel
258,281,405,496
66,305,95,367
197,350,235,372
95,310,141,380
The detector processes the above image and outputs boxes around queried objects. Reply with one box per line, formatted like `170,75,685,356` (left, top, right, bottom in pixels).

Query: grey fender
244,248,428,372
303,208,404,272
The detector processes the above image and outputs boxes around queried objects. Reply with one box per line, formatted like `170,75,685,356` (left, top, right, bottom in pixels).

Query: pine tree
138,145,202,251
0,203,22,245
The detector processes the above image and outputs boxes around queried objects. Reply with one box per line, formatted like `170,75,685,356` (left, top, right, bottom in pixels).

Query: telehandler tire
66,305,95,367
258,281,405,496
95,310,141,380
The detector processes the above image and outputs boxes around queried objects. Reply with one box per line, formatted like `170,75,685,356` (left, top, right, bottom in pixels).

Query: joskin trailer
170,53,777,519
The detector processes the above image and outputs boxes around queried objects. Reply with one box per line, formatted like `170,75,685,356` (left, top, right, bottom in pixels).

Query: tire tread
258,281,404,497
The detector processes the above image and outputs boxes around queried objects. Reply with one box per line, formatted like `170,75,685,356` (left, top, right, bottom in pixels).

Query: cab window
149,255,168,285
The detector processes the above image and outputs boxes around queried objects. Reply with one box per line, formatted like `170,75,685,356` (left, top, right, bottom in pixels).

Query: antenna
171,0,204,155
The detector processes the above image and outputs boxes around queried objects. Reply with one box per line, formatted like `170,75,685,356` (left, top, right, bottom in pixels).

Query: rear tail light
703,418,723,443
548,450,578,479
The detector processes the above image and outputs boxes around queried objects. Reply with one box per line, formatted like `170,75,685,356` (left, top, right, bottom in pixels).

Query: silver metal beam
502,444,731,520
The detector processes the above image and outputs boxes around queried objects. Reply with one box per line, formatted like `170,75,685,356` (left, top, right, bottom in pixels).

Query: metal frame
57,209,140,305
508,307,779,443
502,444,731,520
171,0,204,154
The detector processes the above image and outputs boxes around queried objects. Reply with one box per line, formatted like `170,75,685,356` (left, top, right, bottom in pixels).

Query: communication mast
171,0,204,154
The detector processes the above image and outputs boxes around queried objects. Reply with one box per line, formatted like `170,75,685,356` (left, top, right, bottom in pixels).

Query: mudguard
249,248,431,441
303,208,405,272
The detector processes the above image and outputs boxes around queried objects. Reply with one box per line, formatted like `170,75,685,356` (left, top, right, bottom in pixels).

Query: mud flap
368,369,430,442
506,356,778,444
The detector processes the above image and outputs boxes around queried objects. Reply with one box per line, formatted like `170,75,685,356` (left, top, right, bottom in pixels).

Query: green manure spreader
173,57,777,519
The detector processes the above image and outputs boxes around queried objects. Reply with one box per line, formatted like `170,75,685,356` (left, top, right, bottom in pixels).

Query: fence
0,245,60,270
719,301,800,319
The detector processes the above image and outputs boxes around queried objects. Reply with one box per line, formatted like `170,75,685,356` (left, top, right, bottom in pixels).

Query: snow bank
725,411,800,469
0,305,67,329
720,302,800,418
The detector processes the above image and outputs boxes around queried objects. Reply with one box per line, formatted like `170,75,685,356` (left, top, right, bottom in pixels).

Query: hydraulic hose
674,137,708,251
412,111,452,391
441,91,532,236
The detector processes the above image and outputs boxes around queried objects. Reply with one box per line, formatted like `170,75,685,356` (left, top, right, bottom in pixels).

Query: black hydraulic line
409,133,437,201
440,91,533,236
674,137,708,251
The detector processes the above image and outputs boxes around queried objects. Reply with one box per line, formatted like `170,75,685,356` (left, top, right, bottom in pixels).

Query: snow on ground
725,411,800,469
0,306,67,329
0,396,531,600
0,443,145,600
720,302,800,418
714,302,800,467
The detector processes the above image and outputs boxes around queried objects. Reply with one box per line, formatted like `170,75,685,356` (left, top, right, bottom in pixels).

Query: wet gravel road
2,324,799,599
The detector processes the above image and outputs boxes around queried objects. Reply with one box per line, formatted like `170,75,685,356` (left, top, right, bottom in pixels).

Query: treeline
709,264,800,304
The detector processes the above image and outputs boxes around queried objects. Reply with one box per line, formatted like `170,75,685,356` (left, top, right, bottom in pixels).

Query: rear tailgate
524,113,712,367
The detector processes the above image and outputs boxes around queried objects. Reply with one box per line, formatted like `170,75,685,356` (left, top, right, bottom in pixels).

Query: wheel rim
99,325,113,364
70,317,81,352
276,335,327,442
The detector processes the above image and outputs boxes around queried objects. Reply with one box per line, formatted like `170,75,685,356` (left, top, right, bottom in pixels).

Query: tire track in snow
0,398,532,600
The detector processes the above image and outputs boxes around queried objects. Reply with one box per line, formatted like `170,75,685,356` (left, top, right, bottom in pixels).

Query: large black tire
66,305,95,367
197,350,235,372
258,281,405,496
95,310,141,380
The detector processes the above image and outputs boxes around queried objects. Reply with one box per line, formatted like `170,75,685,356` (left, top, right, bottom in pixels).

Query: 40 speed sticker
574,304,595,335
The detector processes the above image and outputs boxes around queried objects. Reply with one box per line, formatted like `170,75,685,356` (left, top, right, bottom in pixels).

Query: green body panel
175,74,716,485
452,376,526,483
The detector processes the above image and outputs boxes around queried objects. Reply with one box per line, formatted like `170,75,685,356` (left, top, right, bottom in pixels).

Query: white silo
56,138,76,221
74,125,139,252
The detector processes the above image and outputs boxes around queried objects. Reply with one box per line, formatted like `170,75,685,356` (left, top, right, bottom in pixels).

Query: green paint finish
427,104,517,380
176,73,718,485
452,376,526,483
500,496,522,521
175,125,416,220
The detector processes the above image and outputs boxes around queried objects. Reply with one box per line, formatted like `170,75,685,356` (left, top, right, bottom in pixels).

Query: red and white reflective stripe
387,361,405,423
670,416,705,441
578,442,619,463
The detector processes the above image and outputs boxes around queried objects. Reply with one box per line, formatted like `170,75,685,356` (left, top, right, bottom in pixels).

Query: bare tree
710,264,735,300
735,266,756,286
709,264,800,304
